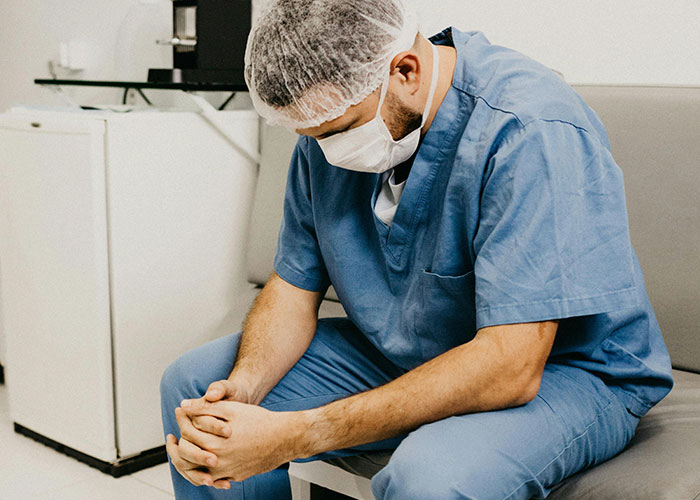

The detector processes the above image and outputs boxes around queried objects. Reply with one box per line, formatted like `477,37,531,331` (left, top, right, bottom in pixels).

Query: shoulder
450,29,609,146
290,134,330,178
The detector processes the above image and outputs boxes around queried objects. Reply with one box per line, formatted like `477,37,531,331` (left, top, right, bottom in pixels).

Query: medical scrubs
161,28,673,499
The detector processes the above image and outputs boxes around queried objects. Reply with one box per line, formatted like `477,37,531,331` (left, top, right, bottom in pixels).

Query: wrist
284,407,328,460
226,370,264,405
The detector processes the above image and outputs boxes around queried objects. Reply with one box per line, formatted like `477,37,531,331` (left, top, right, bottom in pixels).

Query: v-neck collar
369,29,468,270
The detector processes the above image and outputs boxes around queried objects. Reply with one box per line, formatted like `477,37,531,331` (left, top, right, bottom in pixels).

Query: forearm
230,272,323,405
296,321,557,457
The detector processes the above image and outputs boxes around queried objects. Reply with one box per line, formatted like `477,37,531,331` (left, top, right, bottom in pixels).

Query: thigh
371,364,639,500
161,317,404,412
261,317,404,411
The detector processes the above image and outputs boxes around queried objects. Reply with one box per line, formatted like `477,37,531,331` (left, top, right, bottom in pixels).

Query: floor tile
28,474,174,500
132,462,175,496
0,385,173,499
0,418,102,499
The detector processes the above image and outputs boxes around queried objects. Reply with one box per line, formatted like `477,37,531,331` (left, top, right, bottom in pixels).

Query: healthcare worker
161,0,674,498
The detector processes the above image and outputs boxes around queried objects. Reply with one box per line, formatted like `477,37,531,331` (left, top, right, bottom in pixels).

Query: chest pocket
408,269,478,361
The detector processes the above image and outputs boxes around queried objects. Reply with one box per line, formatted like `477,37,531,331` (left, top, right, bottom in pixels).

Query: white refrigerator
0,107,260,475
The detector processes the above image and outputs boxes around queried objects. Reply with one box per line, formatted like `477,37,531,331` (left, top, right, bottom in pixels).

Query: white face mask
318,43,440,174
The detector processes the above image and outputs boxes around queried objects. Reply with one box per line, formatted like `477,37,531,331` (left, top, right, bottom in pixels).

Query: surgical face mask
317,43,440,174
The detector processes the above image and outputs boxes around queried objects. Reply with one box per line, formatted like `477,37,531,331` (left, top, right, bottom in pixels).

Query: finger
165,435,192,478
175,409,219,464
212,479,232,490
166,434,216,487
166,433,187,467
204,380,228,402
181,398,231,419
165,433,179,463
176,406,215,445
166,434,208,470
192,414,231,438
182,467,216,487
179,436,219,468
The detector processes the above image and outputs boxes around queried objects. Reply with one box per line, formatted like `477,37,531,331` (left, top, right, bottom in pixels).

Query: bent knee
160,356,188,398
160,332,242,403
159,354,201,405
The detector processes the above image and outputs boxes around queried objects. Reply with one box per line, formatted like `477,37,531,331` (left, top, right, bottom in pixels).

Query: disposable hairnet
245,0,419,130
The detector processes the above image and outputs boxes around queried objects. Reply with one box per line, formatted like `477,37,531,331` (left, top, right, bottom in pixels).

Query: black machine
149,0,252,88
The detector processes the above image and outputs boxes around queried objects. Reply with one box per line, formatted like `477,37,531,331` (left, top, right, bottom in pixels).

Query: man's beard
385,92,423,141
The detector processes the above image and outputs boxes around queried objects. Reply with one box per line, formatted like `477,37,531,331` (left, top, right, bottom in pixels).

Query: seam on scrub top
458,91,611,155
462,93,526,128
501,399,615,500
529,117,592,136
528,117,617,154
476,285,637,312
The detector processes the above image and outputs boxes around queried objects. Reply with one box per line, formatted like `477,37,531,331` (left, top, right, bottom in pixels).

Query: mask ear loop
419,43,440,129
378,39,440,144
374,66,392,120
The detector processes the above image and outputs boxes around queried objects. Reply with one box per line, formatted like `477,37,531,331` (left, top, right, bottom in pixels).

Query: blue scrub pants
160,318,639,500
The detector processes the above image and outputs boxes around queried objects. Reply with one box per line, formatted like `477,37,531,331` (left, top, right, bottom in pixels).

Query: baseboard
14,423,167,477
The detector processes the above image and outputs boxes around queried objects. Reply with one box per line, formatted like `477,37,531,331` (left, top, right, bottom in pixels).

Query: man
161,0,673,498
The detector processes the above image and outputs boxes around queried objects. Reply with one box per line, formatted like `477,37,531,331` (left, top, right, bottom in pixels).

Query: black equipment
148,0,251,88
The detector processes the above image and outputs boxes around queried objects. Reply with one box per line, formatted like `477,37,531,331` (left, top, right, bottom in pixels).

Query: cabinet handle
156,37,197,47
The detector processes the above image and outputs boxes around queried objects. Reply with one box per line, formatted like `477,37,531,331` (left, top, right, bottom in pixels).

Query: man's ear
389,51,421,96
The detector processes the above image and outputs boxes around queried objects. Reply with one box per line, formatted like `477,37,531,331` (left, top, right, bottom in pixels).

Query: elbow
518,379,541,406
509,371,543,407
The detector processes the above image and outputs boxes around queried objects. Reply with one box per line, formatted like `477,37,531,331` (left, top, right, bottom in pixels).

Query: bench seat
309,368,700,499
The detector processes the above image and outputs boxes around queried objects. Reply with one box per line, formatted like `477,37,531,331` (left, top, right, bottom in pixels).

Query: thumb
204,380,239,402
204,380,227,402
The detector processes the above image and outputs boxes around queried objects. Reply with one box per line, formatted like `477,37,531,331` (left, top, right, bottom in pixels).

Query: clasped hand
165,380,300,490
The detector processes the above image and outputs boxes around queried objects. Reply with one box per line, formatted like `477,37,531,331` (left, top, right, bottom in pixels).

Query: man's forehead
295,111,353,138
296,92,378,138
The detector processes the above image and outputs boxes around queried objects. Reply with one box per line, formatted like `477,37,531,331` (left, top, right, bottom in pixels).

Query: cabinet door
106,111,259,457
0,113,116,462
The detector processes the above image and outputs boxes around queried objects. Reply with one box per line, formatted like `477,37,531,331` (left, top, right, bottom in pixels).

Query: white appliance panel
105,111,260,457
0,114,117,461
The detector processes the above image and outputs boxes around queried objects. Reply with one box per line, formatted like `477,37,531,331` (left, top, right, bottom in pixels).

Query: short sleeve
474,120,638,330
273,137,331,292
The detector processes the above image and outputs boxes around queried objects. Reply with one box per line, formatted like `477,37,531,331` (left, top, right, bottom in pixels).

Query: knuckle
191,417,202,430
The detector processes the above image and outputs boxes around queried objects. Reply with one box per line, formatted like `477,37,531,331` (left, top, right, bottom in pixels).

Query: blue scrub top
273,28,673,417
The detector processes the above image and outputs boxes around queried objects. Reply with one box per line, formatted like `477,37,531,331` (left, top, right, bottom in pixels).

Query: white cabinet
0,108,259,472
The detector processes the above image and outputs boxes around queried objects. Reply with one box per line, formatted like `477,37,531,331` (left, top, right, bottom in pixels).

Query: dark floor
311,485,354,500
